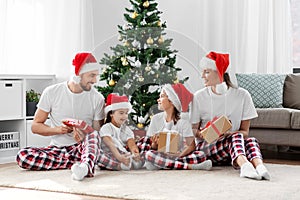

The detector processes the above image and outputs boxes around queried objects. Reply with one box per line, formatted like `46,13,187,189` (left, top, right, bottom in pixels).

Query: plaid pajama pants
16,131,100,177
97,136,151,170
138,136,207,169
195,132,263,169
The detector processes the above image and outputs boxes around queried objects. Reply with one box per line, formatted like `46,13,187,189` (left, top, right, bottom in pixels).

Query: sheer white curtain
0,0,94,81
197,0,292,74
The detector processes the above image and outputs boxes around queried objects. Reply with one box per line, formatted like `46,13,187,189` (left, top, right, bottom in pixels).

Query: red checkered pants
195,132,262,169
16,131,100,177
97,137,150,170
137,136,207,169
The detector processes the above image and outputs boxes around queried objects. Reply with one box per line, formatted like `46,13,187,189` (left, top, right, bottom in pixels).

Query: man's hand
73,128,86,143
55,126,73,135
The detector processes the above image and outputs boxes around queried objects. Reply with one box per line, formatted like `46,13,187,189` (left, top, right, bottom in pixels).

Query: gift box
157,131,180,153
200,115,232,144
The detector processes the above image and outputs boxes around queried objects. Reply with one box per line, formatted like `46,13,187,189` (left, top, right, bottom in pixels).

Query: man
16,52,105,181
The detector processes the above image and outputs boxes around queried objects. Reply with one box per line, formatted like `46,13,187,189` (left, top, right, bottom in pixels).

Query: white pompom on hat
162,83,193,112
105,93,132,114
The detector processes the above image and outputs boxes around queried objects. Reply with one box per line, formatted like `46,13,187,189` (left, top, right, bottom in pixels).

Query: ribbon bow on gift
203,116,222,136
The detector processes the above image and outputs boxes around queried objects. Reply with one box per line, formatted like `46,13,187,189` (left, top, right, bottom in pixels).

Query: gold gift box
200,115,232,144
157,132,180,153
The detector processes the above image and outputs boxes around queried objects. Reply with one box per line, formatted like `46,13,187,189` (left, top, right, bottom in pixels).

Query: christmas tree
96,0,188,130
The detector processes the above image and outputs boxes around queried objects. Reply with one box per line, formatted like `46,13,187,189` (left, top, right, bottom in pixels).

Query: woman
143,83,212,170
190,51,270,180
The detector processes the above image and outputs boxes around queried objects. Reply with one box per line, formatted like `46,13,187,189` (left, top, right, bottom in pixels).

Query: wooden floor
1,148,299,200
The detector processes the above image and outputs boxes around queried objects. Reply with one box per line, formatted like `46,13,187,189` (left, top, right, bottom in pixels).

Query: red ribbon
204,116,222,136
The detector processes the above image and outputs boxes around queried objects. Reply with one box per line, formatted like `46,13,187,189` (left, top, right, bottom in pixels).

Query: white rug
0,163,300,200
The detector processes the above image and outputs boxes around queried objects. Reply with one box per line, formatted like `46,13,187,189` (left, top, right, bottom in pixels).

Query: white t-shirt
190,87,258,131
100,122,134,154
147,112,194,138
38,81,105,146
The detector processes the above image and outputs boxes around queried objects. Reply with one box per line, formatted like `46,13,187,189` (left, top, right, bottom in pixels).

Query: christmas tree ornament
137,123,144,129
158,35,164,44
134,60,141,68
173,78,179,84
131,11,138,19
157,57,167,65
143,1,150,8
132,40,139,48
157,20,162,27
102,67,107,73
138,76,144,82
145,65,152,72
121,57,126,62
118,35,123,41
122,60,129,66
146,37,154,45
109,79,116,86
122,24,130,30
124,40,130,47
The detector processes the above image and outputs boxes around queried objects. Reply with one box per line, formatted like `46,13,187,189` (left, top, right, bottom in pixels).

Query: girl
97,93,143,170
142,83,212,170
190,51,270,180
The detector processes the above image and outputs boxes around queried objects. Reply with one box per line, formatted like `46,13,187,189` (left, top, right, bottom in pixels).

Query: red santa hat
105,93,132,114
163,83,194,112
72,52,99,76
199,51,230,82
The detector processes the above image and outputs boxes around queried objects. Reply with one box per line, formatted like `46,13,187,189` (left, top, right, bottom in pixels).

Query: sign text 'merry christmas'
0,133,15,141
0,132,19,150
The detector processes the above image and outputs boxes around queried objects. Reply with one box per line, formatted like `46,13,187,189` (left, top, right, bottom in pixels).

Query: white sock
132,160,143,169
240,162,261,180
145,161,159,170
191,160,212,171
71,163,88,181
256,164,271,180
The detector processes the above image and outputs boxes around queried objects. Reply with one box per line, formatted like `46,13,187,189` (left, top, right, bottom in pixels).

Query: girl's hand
118,154,131,166
73,127,86,142
151,134,159,149
165,151,181,158
131,149,141,161
196,129,204,139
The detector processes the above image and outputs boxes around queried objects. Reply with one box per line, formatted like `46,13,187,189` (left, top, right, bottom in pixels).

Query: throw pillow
236,73,286,108
283,74,300,109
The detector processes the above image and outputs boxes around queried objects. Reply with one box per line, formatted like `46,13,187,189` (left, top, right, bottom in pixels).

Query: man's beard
80,82,92,91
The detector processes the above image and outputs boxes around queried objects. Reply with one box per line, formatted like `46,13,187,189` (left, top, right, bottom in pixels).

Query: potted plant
26,89,40,116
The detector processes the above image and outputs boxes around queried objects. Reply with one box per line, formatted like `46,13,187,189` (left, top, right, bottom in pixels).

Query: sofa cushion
250,108,291,129
291,110,300,129
236,73,286,108
283,74,300,109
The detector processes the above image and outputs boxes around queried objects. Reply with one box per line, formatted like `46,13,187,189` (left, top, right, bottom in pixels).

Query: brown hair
104,110,113,124
224,72,237,89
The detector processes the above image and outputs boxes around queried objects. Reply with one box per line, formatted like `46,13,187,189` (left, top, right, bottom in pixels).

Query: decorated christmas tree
96,0,187,130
